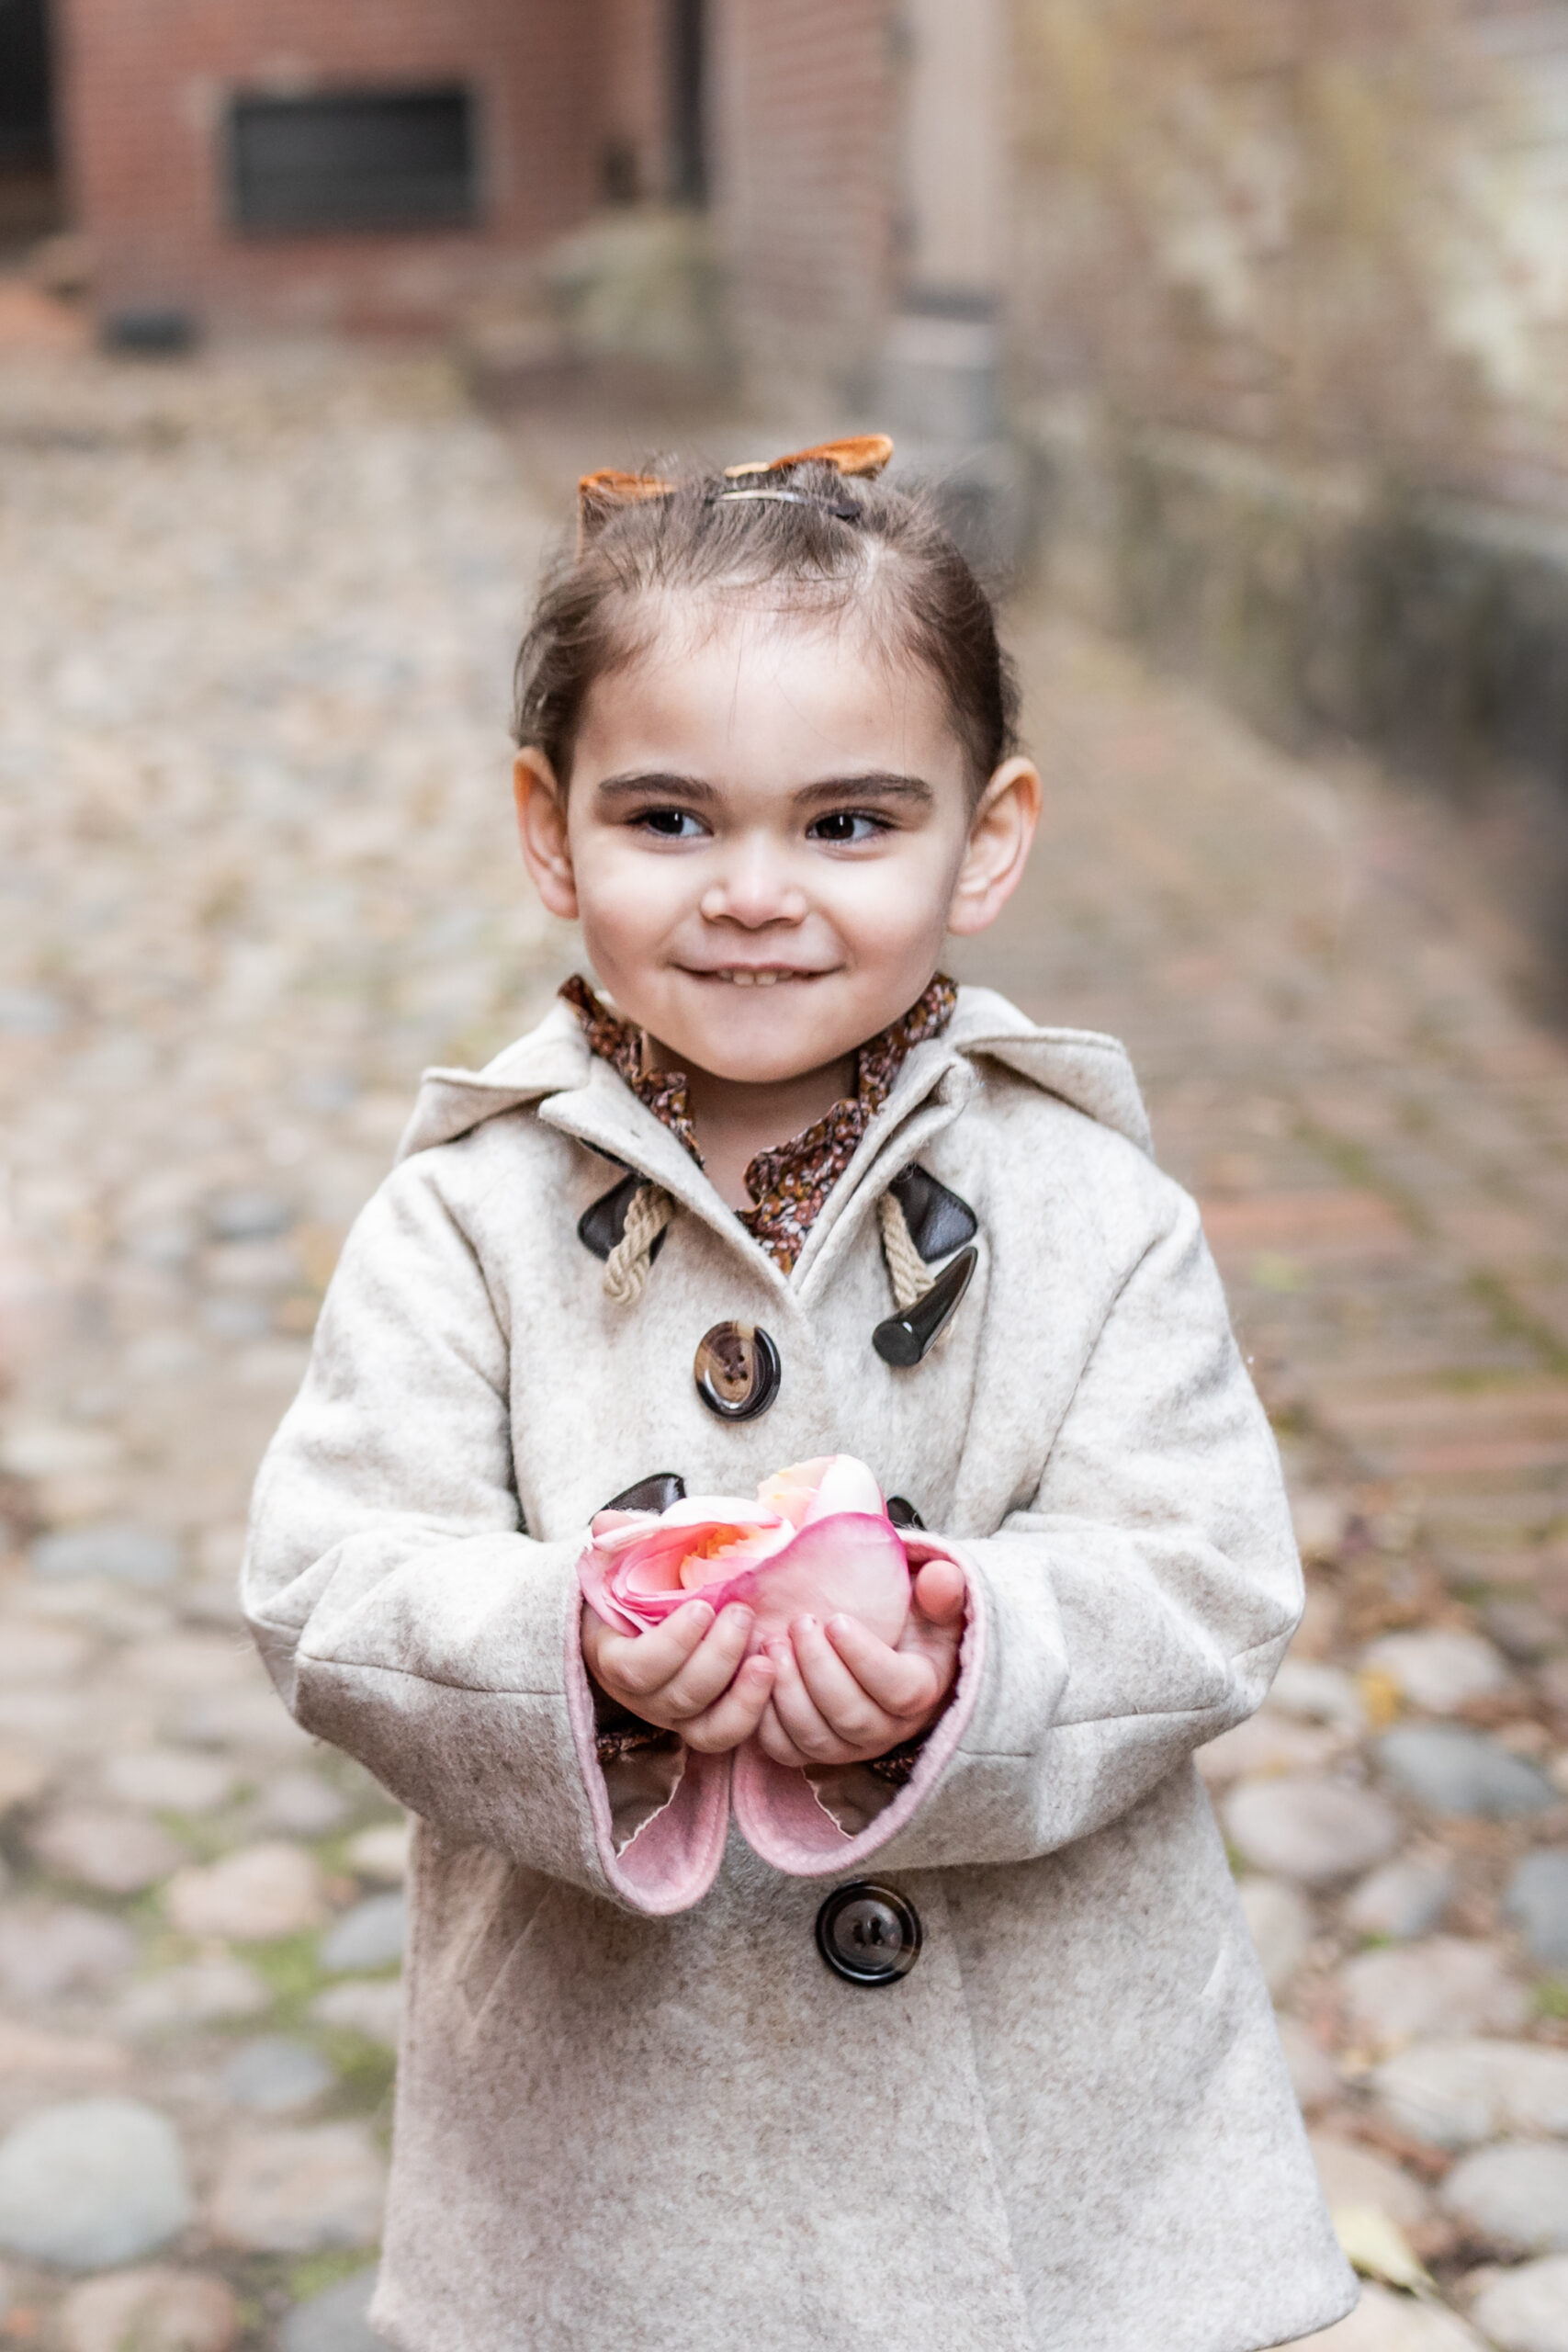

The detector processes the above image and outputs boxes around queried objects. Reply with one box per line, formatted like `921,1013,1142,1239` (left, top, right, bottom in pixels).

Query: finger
682,1652,776,1753
766,1634,857,1763
755,1695,818,1770
822,1612,941,1718
657,1605,757,1720
912,1556,967,1625
788,1615,897,1748
594,1599,714,1701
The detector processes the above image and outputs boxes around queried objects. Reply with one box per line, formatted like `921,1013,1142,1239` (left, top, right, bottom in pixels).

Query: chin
676,999,859,1084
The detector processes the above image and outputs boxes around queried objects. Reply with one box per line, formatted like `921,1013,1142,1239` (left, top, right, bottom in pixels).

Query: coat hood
395,984,1152,1167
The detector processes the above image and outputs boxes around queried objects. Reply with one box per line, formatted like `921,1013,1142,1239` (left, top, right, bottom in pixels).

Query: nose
699,836,807,930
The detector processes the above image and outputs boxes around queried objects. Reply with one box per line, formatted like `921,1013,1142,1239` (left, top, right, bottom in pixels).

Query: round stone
0,1903,137,2000
1361,1631,1509,1715
815,1882,921,1985
1472,2255,1568,2352
1344,1855,1455,1942
1373,2040,1568,2151
220,2037,333,2115
319,1894,405,1975
256,1771,352,1835
1506,1849,1568,1967
1310,2129,1430,2229
1378,1725,1555,1818
206,1189,294,1242
1277,2018,1340,2114
693,1322,781,1421
1441,2141,1568,2255
1237,1877,1312,1997
56,2267,238,2352
209,2122,386,2254
165,1842,324,1941
28,1805,185,1895
280,2269,381,2352
310,1981,402,2049
0,2098,191,2270
120,1961,271,2034
1223,1774,1401,1885
101,1750,237,1815
344,1822,409,1883
28,1524,181,1587
1338,1937,1529,2051
1303,2279,1484,2349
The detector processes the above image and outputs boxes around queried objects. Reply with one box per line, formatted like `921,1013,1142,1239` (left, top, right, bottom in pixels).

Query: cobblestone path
1,347,1566,2350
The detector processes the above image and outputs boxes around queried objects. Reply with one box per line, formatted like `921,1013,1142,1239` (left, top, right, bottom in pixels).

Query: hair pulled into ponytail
512,439,1020,801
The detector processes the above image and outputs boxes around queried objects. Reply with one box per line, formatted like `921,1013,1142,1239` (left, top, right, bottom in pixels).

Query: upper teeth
723,970,779,986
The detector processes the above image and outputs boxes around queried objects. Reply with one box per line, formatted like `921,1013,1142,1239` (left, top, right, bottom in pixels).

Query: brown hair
511,455,1020,800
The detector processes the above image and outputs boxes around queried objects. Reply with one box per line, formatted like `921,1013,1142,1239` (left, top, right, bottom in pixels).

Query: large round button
694,1321,780,1421
815,1882,922,1986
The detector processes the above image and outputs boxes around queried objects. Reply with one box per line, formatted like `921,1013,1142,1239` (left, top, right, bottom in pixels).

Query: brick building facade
42,0,685,336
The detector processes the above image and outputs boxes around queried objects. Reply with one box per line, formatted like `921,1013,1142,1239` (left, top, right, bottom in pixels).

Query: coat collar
395,986,1152,1281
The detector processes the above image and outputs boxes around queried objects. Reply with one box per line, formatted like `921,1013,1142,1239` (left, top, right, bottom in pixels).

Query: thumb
912,1556,967,1626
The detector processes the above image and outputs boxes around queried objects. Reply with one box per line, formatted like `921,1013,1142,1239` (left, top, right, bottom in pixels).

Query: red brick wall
53,0,636,333
712,0,898,402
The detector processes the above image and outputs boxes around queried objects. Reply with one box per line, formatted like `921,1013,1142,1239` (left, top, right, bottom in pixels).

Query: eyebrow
592,769,935,808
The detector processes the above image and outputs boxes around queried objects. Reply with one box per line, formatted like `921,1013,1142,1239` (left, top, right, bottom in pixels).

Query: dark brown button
815,1882,922,1985
693,1322,781,1421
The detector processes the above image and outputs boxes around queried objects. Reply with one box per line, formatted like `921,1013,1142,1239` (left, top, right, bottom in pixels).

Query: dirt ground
1,343,1566,2351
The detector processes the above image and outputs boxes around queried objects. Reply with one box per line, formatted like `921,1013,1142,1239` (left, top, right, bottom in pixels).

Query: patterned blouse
559,971,956,1275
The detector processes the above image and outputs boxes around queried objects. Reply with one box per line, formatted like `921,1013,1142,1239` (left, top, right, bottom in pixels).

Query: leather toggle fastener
873,1245,977,1367
873,1165,979,1367
578,1170,669,1267
601,1473,687,1515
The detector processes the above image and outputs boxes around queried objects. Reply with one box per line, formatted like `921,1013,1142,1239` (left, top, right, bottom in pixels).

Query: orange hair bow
575,435,894,549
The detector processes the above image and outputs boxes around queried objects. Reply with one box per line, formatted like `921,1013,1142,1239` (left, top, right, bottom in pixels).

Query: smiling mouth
684,967,829,988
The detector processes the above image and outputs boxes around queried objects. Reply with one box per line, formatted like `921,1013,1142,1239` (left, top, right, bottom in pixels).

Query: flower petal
738,1512,910,1648
756,1457,835,1528
798,1455,885,1526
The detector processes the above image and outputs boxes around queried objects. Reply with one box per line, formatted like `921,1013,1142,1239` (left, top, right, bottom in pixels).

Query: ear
513,750,580,921
945,756,1043,937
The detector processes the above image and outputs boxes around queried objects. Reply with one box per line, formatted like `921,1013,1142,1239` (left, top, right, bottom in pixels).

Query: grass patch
316,2027,397,2120
239,1929,327,2026
285,2247,378,2305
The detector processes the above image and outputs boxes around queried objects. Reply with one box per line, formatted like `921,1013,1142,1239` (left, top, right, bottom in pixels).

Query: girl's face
514,604,1039,1088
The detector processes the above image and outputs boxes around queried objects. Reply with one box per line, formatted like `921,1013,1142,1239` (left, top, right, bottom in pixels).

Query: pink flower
579,1454,911,1650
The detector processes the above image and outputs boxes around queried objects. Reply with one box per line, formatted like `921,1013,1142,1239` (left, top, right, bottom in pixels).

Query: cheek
572,845,689,966
820,843,960,958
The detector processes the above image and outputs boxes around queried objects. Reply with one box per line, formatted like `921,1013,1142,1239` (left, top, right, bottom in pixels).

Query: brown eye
637,808,704,838
808,810,885,844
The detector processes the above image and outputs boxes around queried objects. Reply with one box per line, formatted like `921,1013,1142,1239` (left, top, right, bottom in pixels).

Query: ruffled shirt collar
558,972,957,1273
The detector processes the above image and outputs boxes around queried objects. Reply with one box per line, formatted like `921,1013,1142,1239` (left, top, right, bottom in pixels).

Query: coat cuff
729,1543,986,1877
563,1604,731,1913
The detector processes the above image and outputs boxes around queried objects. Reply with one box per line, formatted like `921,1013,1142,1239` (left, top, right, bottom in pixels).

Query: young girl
244,437,1355,2352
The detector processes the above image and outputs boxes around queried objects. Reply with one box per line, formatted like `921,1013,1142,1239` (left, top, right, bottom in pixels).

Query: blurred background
1,4,1567,2348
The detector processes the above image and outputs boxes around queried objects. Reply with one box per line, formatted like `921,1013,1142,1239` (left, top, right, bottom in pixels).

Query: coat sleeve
242,1159,729,1916
731,1181,1301,1875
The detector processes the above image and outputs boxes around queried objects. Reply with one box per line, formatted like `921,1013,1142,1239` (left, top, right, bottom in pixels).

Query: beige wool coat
243,983,1356,2352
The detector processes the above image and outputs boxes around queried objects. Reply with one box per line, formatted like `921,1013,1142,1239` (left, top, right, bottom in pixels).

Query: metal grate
229,85,478,234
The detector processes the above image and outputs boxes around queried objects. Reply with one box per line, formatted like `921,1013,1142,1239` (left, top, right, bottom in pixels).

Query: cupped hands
581,1554,965,1770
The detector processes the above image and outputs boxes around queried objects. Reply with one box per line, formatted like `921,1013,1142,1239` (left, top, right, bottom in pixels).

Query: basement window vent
229,86,478,234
